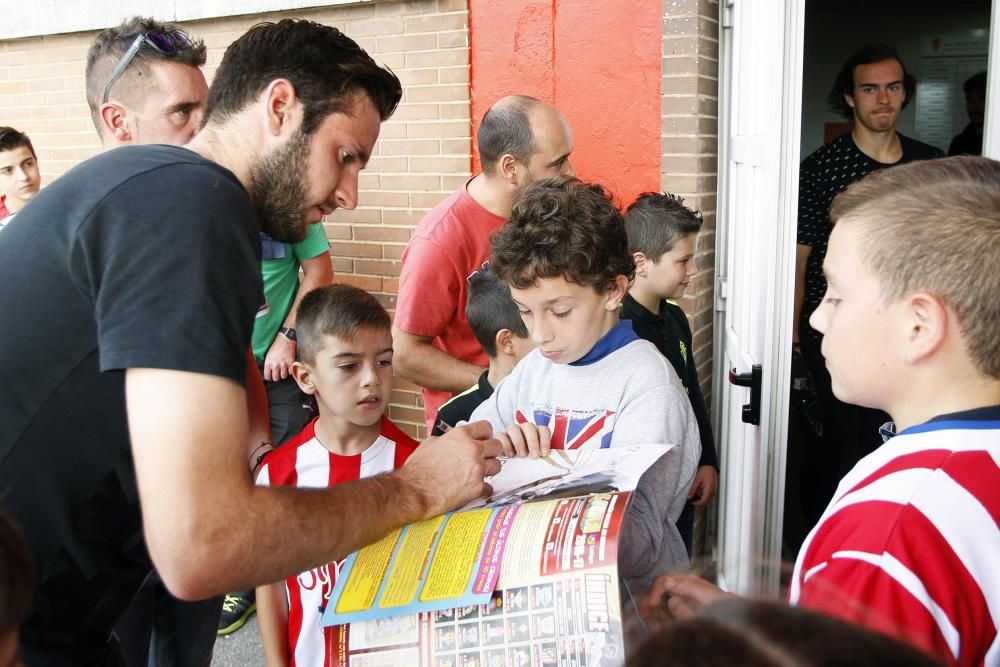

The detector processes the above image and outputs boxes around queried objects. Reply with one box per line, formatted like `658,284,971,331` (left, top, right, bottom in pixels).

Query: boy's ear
290,360,317,395
633,252,649,276
902,291,948,365
495,328,515,356
605,275,629,311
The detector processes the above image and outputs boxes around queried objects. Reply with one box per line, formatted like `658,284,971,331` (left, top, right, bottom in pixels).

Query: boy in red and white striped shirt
640,156,1000,667
255,284,418,667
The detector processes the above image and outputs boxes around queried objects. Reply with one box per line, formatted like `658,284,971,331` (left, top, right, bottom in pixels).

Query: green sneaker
217,591,256,636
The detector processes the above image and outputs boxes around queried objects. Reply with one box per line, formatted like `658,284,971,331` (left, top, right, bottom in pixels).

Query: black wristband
250,441,275,477
278,326,297,341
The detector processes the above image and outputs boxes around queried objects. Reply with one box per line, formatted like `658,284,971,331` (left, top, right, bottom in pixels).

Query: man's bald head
478,96,574,184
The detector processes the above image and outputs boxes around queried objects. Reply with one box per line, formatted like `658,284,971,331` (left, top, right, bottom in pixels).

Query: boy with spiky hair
640,156,1000,667
622,192,719,554
471,176,701,590
256,284,419,666
431,262,535,436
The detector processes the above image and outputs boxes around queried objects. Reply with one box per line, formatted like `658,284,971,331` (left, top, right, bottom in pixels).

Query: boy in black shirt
432,262,534,435
622,193,718,554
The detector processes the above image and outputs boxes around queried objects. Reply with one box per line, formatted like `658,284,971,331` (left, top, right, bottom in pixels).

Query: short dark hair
491,177,635,293
627,598,944,667
203,20,402,135
0,509,35,635
0,127,35,158
964,70,988,96
85,16,207,132
827,44,916,121
466,262,529,357
625,192,703,259
296,284,391,364
478,96,540,174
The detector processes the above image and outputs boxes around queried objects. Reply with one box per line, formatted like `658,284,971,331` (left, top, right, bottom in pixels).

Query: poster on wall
915,30,989,152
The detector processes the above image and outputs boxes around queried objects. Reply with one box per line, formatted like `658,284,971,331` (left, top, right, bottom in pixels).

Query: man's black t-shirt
0,145,262,651
797,132,942,337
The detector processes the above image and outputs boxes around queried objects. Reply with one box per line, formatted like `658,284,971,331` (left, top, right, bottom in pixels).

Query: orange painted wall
468,0,662,206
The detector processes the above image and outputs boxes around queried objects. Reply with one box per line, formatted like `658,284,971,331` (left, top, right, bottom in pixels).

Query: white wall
800,1,991,157
0,0,367,40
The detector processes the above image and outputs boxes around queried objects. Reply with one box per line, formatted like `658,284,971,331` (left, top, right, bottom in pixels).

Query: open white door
711,0,804,596
986,0,1000,158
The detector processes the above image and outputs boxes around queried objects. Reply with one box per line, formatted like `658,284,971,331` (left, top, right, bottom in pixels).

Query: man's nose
334,171,359,211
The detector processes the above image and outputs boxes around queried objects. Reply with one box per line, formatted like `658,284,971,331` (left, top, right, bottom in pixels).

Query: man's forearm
395,337,484,394
157,468,429,599
243,473,428,587
129,370,500,601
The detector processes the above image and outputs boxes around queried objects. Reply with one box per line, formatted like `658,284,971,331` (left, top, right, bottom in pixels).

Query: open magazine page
321,446,671,626
324,491,630,667
465,445,671,510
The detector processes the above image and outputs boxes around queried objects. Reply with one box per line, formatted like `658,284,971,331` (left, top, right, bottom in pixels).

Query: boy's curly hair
490,177,635,293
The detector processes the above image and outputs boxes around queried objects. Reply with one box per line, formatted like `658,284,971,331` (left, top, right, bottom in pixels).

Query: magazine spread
316,446,672,666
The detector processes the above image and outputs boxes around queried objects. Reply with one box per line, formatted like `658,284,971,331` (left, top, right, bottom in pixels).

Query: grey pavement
211,613,264,666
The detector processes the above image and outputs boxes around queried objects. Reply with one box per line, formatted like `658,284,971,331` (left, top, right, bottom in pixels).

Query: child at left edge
0,127,42,230
621,192,719,554
255,284,419,667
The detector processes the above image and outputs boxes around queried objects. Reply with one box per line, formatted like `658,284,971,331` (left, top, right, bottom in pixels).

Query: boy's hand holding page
495,422,552,459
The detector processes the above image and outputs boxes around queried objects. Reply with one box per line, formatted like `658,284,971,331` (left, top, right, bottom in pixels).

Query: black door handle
729,364,762,425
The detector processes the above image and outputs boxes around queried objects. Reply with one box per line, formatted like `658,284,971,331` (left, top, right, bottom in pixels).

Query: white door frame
712,0,996,596
985,0,1000,158
710,0,804,597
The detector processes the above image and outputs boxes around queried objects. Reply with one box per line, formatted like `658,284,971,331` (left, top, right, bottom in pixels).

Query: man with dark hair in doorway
393,96,576,432
949,70,987,156
793,43,943,526
0,20,502,665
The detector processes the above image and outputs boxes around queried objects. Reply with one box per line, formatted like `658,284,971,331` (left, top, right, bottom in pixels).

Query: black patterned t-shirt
797,132,942,337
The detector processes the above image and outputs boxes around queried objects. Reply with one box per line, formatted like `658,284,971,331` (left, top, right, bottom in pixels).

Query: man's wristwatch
278,326,296,341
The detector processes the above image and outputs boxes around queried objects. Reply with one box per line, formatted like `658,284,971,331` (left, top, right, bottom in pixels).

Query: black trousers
259,361,316,446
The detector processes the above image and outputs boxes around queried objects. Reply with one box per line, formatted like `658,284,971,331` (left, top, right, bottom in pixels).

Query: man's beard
249,129,312,244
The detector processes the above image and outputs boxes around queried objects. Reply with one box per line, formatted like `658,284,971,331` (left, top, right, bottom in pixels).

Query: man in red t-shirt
393,95,576,431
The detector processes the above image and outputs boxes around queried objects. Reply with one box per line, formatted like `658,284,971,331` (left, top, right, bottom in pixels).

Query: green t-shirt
252,222,330,360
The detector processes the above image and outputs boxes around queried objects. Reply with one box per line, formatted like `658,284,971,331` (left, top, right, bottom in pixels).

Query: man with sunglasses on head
0,19,503,666
85,16,208,148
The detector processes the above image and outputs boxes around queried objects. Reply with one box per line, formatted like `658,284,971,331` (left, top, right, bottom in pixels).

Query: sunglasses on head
101,30,194,105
